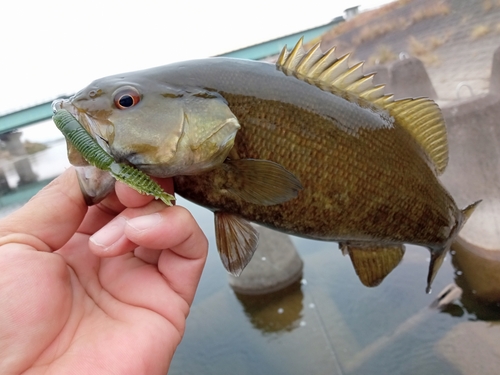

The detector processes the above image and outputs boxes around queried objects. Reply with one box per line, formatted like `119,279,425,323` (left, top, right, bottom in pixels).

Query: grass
407,36,444,65
471,24,491,39
483,0,500,11
321,0,416,46
324,0,451,48
410,3,450,23
352,18,408,45
367,45,398,65
24,141,48,154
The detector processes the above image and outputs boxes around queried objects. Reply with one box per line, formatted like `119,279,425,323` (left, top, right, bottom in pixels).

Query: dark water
169,201,500,375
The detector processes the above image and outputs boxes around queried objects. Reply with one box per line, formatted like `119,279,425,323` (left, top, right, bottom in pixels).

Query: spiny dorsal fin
277,38,449,174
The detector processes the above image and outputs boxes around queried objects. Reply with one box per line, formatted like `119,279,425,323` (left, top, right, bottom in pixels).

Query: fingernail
127,213,162,232
90,216,127,249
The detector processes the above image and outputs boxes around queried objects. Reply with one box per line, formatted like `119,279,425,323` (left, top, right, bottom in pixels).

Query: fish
52,39,479,293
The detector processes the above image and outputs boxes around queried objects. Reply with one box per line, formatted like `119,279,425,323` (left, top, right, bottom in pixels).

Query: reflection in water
233,278,304,334
439,303,465,318
445,252,500,321
451,238,500,303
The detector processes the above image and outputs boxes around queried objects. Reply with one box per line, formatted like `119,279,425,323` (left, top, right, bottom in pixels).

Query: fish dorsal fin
277,38,449,174
383,98,448,174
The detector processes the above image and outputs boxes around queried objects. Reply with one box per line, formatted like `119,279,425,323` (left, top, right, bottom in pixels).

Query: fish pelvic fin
222,159,303,206
277,38,449,175
426,199,482,293
340,242,405,287
215,212,259,276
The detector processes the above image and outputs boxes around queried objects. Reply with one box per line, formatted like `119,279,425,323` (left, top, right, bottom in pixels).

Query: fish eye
113,87,141,109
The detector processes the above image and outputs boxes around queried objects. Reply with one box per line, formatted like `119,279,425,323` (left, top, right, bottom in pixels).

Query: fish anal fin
340,242,405,287
277,39,449,174
215,212,259,276
223,159,303,206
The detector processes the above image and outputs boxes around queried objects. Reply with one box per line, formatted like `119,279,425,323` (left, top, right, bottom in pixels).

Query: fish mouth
52,98,112,155
52,98,78,116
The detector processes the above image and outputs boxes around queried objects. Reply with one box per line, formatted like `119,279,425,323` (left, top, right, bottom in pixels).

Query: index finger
0,168,87,251
77,178,175,235
125,205,208,305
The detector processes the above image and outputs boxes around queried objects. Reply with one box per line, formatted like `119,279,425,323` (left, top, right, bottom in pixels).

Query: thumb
0,168,87,252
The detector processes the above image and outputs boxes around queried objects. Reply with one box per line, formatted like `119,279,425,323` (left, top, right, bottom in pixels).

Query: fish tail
426,200,482,293
461,199,482,223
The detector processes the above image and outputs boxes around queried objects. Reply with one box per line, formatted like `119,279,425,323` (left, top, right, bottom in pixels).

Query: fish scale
175,92,454,245
55,39,479,291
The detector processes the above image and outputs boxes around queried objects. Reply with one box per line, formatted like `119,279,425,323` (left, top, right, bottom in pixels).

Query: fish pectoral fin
215,212,259,276
223,159,303,206
340,242,405,287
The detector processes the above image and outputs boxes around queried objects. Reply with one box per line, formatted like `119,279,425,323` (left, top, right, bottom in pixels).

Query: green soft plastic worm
53,109,175,206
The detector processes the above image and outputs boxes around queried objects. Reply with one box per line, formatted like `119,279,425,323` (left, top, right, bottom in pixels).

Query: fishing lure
53,109,175,206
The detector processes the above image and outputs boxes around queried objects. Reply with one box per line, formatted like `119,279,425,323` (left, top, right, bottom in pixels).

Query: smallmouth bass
53,39,479,292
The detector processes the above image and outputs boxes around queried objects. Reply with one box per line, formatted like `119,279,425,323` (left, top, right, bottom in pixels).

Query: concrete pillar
0,168,11,195
228,225,303,295
1,132,26,156
13,159,38,185
370,65,391,94
441,96,500,302
0,132,37,185
489,44,500,95
390,56,437,99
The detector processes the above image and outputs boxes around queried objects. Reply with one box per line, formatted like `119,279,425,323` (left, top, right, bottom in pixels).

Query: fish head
53,72,240,177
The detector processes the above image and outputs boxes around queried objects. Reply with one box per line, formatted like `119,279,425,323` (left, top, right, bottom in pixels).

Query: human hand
0,168,208,375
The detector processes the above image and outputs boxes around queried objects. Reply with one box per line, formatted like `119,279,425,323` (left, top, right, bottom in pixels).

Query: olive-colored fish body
55,39,478,292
